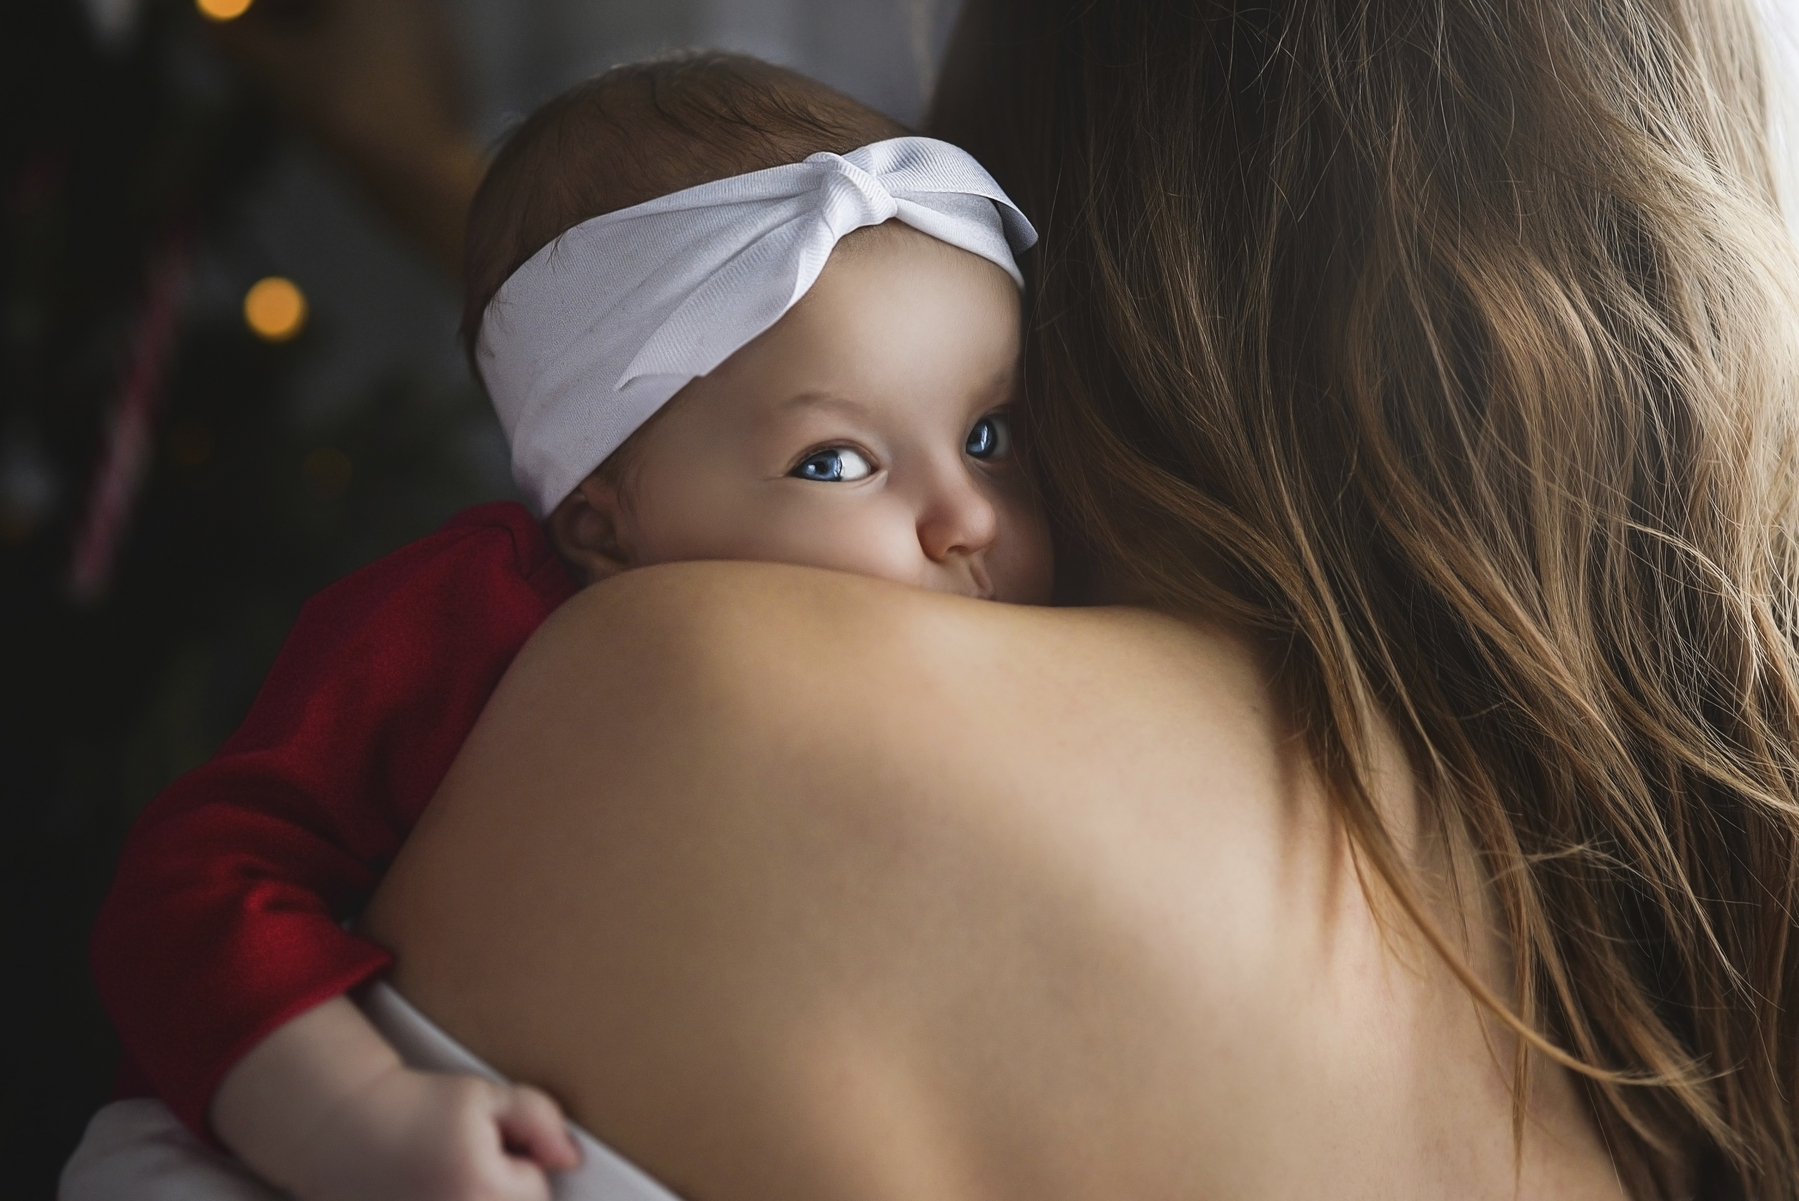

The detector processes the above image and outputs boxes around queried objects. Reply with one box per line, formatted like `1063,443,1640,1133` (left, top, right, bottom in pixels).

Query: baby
87,53,1048,1201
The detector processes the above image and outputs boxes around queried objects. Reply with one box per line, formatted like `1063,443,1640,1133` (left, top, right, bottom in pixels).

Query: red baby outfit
90,502,579,1138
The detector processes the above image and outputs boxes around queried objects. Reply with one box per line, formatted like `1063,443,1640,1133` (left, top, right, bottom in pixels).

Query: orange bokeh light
243,277,308,343
197,0,254,21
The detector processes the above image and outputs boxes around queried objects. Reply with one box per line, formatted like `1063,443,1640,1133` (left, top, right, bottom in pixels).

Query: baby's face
569,224,1053,603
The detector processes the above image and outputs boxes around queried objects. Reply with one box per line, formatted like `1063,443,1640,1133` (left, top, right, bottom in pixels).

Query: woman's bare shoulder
372,562,1355,1199
374,562,1617,1201
380,559,1308,1008
522,560,1272,744
465,561,1300,884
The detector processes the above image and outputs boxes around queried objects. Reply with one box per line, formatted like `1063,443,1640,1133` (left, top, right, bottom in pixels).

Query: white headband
476,136,1038,516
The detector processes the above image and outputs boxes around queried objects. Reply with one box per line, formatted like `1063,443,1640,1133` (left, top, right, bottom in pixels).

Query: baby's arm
90,504,579,1140
211,997,578,1201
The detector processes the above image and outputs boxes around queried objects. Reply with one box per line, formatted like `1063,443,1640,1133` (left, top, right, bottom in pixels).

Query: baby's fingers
493,1084,582,1174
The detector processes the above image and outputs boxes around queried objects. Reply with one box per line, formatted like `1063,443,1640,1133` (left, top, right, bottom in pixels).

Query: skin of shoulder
362,560,1621,1201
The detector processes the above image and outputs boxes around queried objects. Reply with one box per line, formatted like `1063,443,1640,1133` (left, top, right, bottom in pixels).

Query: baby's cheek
993,504,1056,605
784,517,929,585
719,499,922,584
626,473,759,565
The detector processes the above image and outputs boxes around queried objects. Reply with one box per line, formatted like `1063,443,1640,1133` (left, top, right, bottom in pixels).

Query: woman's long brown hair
931,1,1799,1195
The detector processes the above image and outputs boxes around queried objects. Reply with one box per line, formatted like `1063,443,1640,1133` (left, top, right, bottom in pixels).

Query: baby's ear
547,474,634,584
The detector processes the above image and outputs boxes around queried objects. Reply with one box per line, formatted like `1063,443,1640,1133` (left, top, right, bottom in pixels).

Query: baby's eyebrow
777,391,873,418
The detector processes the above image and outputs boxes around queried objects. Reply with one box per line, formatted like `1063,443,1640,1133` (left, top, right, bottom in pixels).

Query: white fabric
361,984,680,1201
59,982,683,1201
476,135,1036,516
59,1100,282,1201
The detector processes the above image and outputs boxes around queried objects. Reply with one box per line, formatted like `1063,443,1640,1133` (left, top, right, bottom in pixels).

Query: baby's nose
917,475,1000,566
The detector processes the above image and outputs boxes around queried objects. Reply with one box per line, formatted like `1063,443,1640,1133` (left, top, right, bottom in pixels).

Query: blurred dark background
0,0,953,1193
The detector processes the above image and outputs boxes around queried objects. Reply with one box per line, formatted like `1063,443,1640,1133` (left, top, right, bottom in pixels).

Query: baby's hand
292,1064,581,1201
212,996,580,1201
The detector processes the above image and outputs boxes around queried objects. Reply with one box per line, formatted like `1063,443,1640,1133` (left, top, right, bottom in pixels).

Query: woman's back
365,563,1625,1200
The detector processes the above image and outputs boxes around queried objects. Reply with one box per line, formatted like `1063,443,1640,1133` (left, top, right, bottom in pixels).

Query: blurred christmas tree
1,2,502,1192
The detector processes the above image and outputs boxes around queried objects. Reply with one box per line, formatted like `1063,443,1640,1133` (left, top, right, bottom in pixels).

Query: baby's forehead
755,360,1022,425
803,224,1025,328
831,220,991,266
832,219,926,255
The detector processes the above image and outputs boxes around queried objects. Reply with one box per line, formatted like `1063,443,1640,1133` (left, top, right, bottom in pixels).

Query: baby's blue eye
966,415,1013,460
791,446,874,482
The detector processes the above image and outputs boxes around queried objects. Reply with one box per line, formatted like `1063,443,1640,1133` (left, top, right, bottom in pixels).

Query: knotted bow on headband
476,136,1037,516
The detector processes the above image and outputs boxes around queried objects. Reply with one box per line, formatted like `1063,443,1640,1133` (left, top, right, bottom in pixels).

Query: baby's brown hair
462,52,908,374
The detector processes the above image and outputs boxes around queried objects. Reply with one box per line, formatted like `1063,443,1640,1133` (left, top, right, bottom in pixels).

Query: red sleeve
91,501,579,1139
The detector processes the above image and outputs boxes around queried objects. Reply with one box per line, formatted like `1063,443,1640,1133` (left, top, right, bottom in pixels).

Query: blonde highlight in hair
934,0,1799,1194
